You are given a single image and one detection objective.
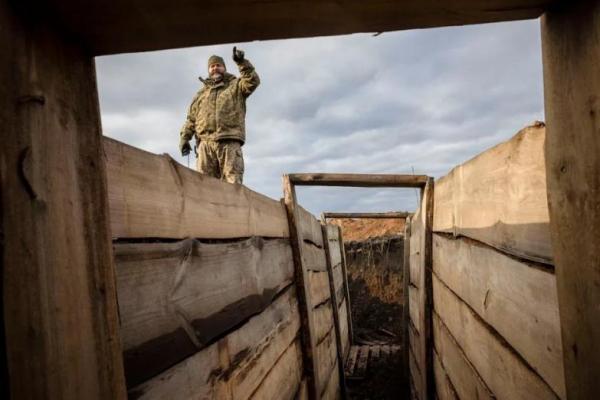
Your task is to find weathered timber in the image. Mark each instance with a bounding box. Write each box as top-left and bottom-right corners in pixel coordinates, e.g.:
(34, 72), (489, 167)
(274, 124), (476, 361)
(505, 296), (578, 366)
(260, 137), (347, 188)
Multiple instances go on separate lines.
(433, 123), (551, 264)
(1, 3), (126, 398)
(114, 237), (294, 387)
(408, 286), (421, 335)
(128, 286), (301, 400)
(41, 0), (552, 55)
(422, 178), (435, 400)
(298, 204), (324, 247)
(322, 224), (348, 399)
(316, 326), (339, 396)
(408, 323), (423, 379)
(345, 346), (359, 376)
(313, 301), (335, 345)
(542, 2), (600, 399)
(289, 173), (428, 188)
(338, 298), (351, 360)
(105, 137), (289, 240)
(409, 345), (423, 400)
(322, 359), (342, 400)
(302, 242), (329, 272)
(433, 275), (560, 400)
(355, 346), (369, 378)
(248, 339), (304, 400)
(296, 379), (309, 400)
(282, 177), (320, 399)
(308, 270), (333, 308)
(403, 216), (412, 399)
(409, 213), (423, 288)
(337, 224), (354, 345)
(433, 352), (460, 400)
(433, 233), (564, 397)
(433, 314), (494, 400)
(322, 211), (411, 219)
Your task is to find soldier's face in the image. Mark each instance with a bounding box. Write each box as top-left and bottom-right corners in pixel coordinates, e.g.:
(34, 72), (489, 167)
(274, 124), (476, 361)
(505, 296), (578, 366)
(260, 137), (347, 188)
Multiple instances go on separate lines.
(209, 63), (225, 79)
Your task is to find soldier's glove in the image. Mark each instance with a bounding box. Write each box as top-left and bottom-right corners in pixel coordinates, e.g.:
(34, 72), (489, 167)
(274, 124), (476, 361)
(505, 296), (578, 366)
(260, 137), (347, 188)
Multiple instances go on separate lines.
(233, 46), (245, 64)
(179, 137), (192, 156)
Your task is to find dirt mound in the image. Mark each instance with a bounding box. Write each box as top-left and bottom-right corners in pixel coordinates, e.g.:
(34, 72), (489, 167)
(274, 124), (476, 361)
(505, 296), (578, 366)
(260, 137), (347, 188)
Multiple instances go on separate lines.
(329, 218), (405, 242)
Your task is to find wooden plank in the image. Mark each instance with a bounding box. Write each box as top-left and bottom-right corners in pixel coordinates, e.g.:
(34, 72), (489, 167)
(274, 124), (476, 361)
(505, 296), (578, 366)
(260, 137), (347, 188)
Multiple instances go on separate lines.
(289, 173), (429, 187)
(409, 345), (423, 400)
(338, 298), (350, 360)
(433, 122), (552, 264)
(0, 5), (126, 398)
(248, 339), (304, 400)
(541, 3), (600, 399)
(282, 177), (320, 399)
(408, 323), (422, 374)
(408, 286), (421, 334)
(323, 211), (411, 219)
(296, 379), (309, 400)
(308, 270), (332, 308)
(315, 327), (338, 395)
(422, 178), (435, 400)
(433, 234), (564, 397)
(345, 346), (359, 376)
(371, 345), (381, 363)
(313, 301), (335, 345)
(355, 346), (369, 378)
(129, 286), (301, 400)
(433, 314), (494, 400)
(321, 223), (347, 400)
(409, 212), (423, 288)
(115, 237), (294, 386)
(321, 359), (342, 400)
(105, 137), (289, 240)
(433, 275), (560, 400)
(302, 242), (328, 272)
(433, 352), (459, 400)
(297, 204), (324, 247)
(337, 225), (354, 345)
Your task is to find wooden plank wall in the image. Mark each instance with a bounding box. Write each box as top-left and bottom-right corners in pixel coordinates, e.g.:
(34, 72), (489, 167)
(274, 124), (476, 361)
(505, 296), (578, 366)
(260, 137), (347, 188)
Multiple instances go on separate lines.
(104, 138), (307, 399)
(407, 178), (434, 400)
(430, 123), (566, 400)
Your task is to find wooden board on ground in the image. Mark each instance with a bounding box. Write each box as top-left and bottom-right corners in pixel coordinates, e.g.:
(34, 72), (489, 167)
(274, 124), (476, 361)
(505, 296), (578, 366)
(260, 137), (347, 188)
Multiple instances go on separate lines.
(433, 276), (561, 400)
(433, 313), (494, 400)
(128, 286), (301, 400)
(433, 123), (552, 264)
(114, 237), (294, 386)
(105, 137), (289, 240)
(433, 233), (564, 397)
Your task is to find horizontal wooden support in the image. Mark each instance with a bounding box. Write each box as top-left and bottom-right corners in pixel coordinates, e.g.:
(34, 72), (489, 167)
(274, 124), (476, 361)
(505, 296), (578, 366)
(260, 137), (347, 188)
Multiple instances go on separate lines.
(433, 314), (494, 400)
(288, 173), (429, 188)
(105, 137), (289, 240)
(322, 211), (411, 219)
(433, 122), (552, 264)
(114, 237), (294, 387)
(129, 286), (301, 400)
(433, 233), (564, 397)
(39, 0), (553, 55)
(433, 275), (561, 400)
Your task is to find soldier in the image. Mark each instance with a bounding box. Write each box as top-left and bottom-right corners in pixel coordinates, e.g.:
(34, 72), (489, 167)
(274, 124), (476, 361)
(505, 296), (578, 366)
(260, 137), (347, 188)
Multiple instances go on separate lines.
(179, 47), (260, 184)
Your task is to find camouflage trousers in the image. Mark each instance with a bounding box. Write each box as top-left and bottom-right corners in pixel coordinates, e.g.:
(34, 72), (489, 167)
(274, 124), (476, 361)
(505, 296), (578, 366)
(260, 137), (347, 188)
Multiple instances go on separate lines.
(196, 139), (244, 184)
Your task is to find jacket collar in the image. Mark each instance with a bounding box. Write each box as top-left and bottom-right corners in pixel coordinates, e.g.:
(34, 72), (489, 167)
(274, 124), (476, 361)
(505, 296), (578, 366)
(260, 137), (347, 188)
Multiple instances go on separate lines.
(200, 72), (235, 88)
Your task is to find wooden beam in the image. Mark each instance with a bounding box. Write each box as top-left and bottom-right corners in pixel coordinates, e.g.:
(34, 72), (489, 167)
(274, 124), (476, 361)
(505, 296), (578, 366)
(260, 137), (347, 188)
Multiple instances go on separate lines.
(402, 216), (412, 400)
(541, 2), (600, 399)
(322, 211), (411, 220)
(282, 177), (320, 400)
(289, 173), (429, 188)
(336, 225), (354, 345)
(422, 178), (435, 400)
(1, 2), (126, 398)
(36, 0), (553, 55)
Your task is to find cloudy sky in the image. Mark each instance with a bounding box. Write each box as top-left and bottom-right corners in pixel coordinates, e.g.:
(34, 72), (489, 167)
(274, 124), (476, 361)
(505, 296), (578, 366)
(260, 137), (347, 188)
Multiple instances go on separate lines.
(95, 19), (544, 216)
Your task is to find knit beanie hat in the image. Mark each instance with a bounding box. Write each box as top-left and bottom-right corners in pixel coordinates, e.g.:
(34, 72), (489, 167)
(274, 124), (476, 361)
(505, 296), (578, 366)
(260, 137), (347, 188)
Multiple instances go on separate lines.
(207, 55), (225, 69)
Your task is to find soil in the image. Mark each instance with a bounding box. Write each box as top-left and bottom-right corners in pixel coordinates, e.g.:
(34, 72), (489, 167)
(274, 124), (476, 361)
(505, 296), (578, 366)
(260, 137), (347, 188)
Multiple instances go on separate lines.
(329, 218), (406, 242)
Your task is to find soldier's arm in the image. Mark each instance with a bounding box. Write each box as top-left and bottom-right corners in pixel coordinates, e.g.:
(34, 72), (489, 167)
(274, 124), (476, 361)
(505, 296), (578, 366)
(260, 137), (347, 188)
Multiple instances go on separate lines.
(237, 58), (260, 97)
(180, 92), (199, 141)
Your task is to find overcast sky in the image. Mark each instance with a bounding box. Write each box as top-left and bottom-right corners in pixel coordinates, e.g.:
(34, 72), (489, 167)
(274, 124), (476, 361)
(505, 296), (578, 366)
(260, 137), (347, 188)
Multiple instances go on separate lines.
(95, 19), (544, 216)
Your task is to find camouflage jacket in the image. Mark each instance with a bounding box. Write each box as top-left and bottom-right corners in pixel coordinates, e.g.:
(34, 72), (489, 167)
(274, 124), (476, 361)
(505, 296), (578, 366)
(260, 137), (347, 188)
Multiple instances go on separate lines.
(180, 59), (260, 144)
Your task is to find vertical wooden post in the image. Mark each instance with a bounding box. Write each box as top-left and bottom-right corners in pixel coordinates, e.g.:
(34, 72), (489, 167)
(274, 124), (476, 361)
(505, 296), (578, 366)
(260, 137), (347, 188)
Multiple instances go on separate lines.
(282, 176), (319, 400)
(541, 2), (600, 398)
(423, 178), (435, 400)
(0, 2), (126, 398)
(402, 216), (412, 399)
(321, 224), (348, 400)
(336, 226), (354, 345)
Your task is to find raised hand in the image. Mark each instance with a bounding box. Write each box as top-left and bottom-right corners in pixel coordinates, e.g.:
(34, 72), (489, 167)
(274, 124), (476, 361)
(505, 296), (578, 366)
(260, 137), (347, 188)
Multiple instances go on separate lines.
(233, 46), (245, 63)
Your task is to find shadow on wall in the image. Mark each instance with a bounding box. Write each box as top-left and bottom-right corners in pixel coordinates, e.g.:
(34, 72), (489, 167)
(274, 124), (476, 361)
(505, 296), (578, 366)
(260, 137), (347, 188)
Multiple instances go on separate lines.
(345, 235), (404, 343)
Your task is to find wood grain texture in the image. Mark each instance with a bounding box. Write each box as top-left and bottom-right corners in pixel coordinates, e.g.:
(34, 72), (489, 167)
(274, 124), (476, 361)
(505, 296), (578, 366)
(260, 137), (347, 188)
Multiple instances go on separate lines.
(402, 216), (412, 399)
(297, 205), (325, 247)
(337, 224), (354, 346)
(105, 137), (289, 240)
(1, 4), (126, 398)
(433, 313), (494, 400)
(315, 325), (339, 396)
(114, 237), (294, 386)
(289, 173), (429, 188)
(308, 270), (333, 308)
(433, 233), (564, 397)
(129, 286), (301, 400)
(433, 123), (551, 264)
(433, 275), (560, 400)
(433, 352), (459, 400)
(338, 298), (350, 360)
(302, 242), (328, 272)
(541, 3), (600, 399)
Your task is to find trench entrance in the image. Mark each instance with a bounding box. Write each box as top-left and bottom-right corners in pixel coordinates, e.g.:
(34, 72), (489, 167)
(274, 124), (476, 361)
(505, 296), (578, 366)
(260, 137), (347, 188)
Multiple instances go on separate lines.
(327, 216), (407, 399)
